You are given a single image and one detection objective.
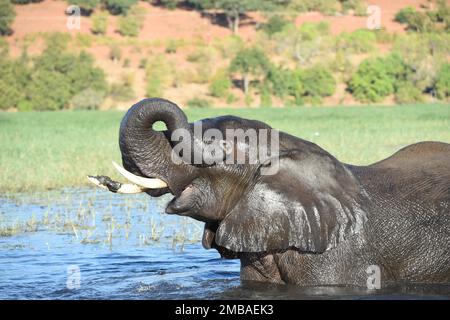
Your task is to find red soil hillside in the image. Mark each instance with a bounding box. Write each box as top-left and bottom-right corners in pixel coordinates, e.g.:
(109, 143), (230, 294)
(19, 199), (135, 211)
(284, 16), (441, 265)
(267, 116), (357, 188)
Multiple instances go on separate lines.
(8, 0), (430, 44)
(4, 0), (443, 109)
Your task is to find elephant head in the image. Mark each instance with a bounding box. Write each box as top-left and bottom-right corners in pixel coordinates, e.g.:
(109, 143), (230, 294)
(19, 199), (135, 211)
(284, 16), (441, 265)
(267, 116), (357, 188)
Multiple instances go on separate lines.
(90, 98), (368, 257)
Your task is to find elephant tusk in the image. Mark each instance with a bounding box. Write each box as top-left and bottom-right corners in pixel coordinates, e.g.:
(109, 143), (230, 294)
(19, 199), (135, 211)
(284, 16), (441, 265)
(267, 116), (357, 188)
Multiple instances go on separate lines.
(112, 161), (168, 189)
(87, 176), (109, 191)
(87, 175), (147, 194)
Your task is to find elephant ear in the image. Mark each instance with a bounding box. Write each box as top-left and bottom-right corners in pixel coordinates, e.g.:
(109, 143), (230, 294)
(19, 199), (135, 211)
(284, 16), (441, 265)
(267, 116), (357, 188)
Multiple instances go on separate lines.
(215, 149), (368, 253)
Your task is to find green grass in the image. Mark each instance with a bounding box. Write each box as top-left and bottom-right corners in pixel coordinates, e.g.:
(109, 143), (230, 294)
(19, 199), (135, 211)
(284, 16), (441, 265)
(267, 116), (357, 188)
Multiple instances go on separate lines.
(1, 104), (449, 193)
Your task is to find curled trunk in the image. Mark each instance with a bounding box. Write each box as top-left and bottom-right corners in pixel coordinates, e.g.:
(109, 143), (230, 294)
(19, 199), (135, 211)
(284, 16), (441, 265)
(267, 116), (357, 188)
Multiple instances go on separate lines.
(119, 98), (207, 195)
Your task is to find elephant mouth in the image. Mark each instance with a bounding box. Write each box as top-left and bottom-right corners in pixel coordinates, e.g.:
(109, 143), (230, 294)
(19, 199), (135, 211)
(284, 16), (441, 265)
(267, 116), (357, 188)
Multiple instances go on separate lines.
(165, 183), (209, 222)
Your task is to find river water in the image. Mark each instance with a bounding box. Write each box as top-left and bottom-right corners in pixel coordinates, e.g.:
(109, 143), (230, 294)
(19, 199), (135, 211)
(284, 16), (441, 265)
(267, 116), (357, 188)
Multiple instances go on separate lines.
(0, 189), (448, 299)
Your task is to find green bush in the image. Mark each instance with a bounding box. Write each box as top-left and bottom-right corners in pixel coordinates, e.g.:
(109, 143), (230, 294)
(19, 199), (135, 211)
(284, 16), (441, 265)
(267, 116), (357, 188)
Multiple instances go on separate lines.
(392, 33), (449, 91)
(230, 47), (271, 94)
(349, 54), (414, 103)
(395, 6), (417, 24)
(43, 32), (71, 51)
(259, 85), (273, 107)
(403, 11), (434, 32)
(67, 0), (99, 15)
(118, 14), (141, 37)
(330, 50), (353, 75)
(187, 98), (211, 108)
(349, 57), (395, 103)
(75, 33), (93, 47)
(394, 82), (423, 104)
(266, 65), (335, 105)
(260, 15), (290, 38)
(91, 11), (109, 35)
(394, 2), (450, 32)
(26, 49), (107, 110)
(383, 53), (412, 85)
(302, 66), (336, 100)
(17, 100), (33, 112)
(335, 29), (376, 53)
(27, 70), (72, 111)
(117, 4), (144, 37)
(435, 63), (450, 100)
(0, 0), (16, 36)
(374, 28), (395, 44)
(105, 0), (137, 15)
(0, 57), (29, 110)
(340, 0), (366, 16)
(298, 21), (330, 41)
(70, 88), (105, 110)
(209, 71), (232, 98)
(226, 93), (237, 104)
(267, 67), (303, 102)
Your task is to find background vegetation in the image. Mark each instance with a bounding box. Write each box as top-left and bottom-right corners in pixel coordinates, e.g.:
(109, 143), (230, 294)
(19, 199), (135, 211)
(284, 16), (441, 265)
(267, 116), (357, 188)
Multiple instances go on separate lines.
(0, 0), (449, 110)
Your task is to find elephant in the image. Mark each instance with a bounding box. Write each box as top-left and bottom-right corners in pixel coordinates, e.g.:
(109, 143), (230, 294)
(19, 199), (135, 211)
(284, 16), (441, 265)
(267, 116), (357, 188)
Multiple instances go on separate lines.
(89, 98), (450, 288)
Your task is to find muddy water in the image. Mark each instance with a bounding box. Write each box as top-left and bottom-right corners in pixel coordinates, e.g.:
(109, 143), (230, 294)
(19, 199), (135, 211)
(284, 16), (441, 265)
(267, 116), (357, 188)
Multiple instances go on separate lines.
(0, 189), (448, 300)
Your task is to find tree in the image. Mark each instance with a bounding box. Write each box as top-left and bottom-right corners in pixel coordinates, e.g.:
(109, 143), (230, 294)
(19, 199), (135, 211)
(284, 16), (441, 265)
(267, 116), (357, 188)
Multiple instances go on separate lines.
(118, 14), (141, 36)
(266, 64), (335, 105)
(348, 57), (395, 103)
(117, 6), (144, 37)
(0, 0), (16, 36)
(209, 70), (232, 98)
(394, 1), (450, 32)
(349, 54), (415, 103)
(158, 0), (182, 10)
(302, 66), (336, 100)
(189, 0), (277, 35)
(91, 11), (109, 35)
(394, 6), (417, 24)
(260, 15), (290, 38)
(0, 57), (29, 110)
(70, 88), (105, 109)
(435, 63), (450, 100)
(104, 0), (138, 15)
(230, 47), (271, 94)
(67, 0), (99, 15)
(288, 0), (338, 15)
(11, 0), (44, 3)
(27, 48), (107, 110)
(394, 81), (423, 104)
(266, 66), (303, 104)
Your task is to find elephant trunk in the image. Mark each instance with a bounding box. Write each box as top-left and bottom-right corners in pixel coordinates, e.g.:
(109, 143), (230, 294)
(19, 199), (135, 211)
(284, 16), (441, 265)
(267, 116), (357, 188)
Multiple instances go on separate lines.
(118, 98), (204, 195)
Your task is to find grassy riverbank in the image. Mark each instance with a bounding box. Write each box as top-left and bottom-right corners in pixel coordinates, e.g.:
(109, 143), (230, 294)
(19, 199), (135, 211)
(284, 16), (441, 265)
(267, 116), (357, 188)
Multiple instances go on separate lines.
(1, 104), (449, 193)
